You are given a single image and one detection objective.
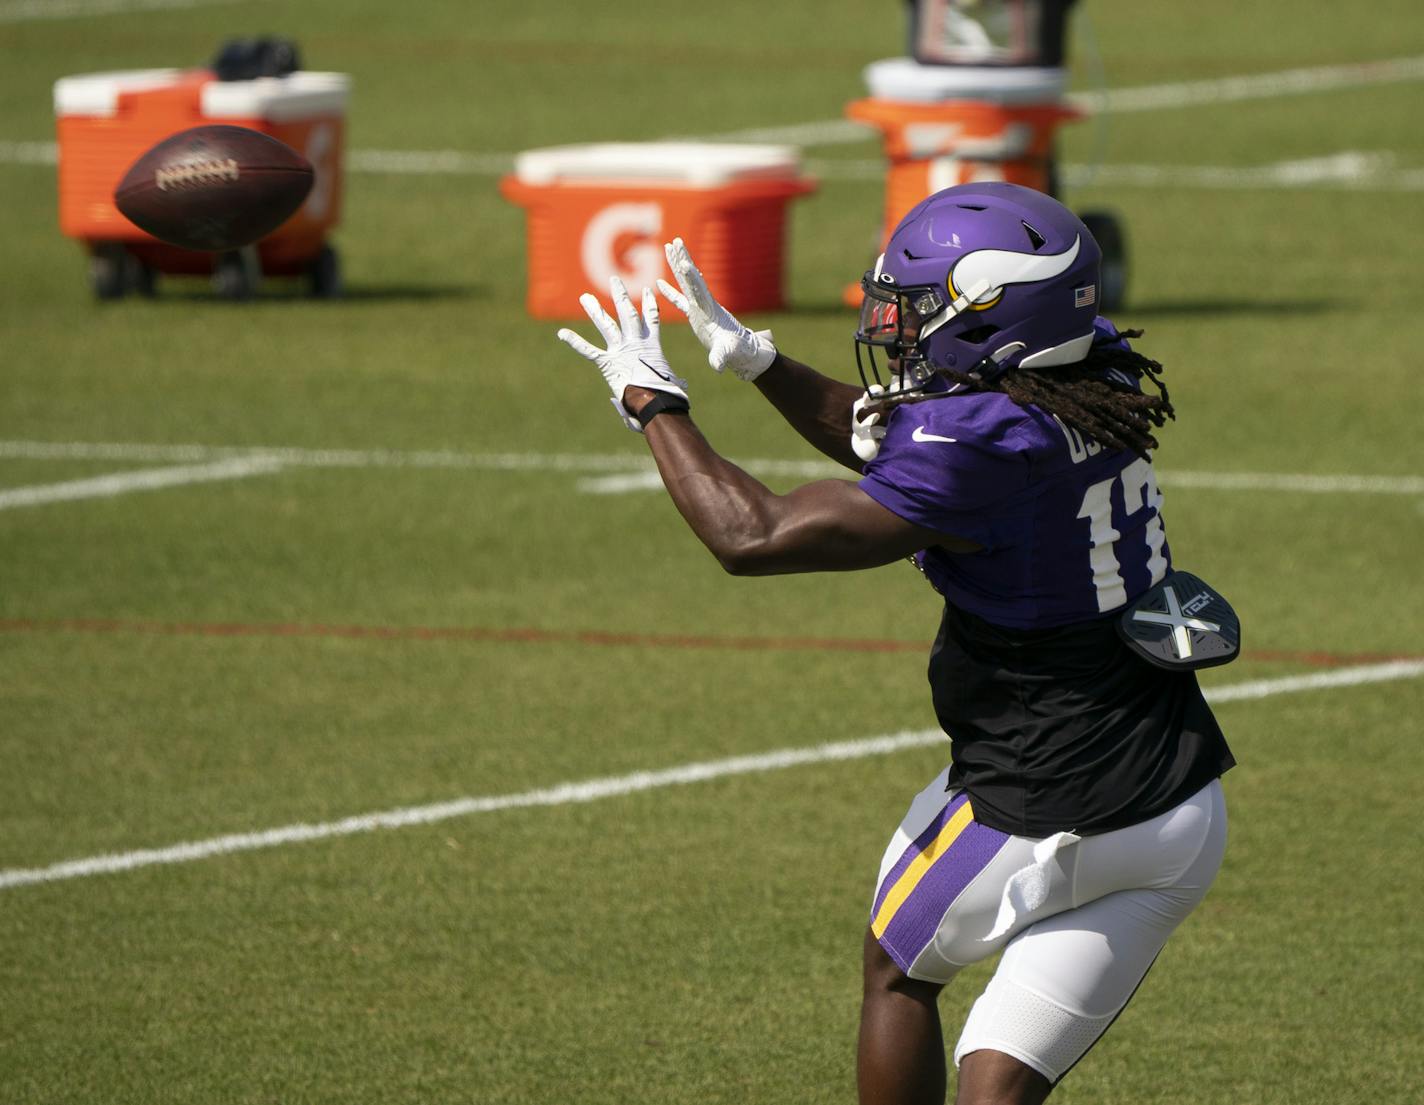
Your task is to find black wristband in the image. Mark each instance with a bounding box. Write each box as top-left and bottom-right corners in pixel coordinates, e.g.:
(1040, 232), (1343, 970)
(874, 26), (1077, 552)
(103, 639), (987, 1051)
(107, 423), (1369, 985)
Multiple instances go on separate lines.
(634, 392), (690, 428)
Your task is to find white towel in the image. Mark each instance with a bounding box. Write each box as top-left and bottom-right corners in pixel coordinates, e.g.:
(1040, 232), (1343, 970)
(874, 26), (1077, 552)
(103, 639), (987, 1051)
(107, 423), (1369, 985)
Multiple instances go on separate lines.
(983, 831), (1081, 942)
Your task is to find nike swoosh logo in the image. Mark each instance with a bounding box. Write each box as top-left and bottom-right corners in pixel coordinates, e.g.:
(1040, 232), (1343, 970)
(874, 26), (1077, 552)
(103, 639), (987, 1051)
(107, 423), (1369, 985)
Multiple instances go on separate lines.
(912, 426), (958, 444)
(639, 357), (674, 383)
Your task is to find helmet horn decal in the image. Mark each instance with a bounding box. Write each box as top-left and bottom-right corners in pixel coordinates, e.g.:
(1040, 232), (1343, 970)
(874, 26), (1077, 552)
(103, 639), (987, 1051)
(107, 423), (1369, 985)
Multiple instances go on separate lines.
(948, 235), (1082, 312)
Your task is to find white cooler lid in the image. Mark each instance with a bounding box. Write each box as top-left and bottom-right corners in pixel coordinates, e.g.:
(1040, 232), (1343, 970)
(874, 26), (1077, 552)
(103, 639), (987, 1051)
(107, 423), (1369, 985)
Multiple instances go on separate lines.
(202, 73), (350, 122)
(54, 69), (184, 116)
(864, 58), (1066, 104)
(514, 142), (802, 188)
(53, 69), (350, 121)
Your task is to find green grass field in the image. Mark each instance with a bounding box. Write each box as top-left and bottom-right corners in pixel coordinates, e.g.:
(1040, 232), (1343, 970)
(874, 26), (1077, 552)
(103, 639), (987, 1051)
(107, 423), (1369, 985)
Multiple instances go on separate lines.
(2, 2), (1423, 1102)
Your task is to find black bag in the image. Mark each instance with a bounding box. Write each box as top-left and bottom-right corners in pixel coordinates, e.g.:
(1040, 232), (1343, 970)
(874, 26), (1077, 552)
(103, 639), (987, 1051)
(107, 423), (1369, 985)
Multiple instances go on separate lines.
(211, 37), (302, 81)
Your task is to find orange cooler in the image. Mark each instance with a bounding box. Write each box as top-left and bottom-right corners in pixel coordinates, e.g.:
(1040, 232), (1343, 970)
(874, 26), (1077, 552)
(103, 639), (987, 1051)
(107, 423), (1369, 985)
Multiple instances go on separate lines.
(54, 68), (349, 280)
(500, 143), (816, 320)
(848, 59), (1081, 248)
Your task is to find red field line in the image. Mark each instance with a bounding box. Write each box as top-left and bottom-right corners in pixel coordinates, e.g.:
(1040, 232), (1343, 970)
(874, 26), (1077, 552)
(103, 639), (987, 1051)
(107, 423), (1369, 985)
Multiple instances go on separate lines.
(1, 617), (1419, 668)
(0, 617), (925, 653)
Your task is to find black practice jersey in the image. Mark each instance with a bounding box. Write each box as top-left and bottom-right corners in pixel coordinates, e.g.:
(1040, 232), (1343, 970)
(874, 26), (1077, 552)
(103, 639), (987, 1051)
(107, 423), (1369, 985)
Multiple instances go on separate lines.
(929, 600), (1235, 837)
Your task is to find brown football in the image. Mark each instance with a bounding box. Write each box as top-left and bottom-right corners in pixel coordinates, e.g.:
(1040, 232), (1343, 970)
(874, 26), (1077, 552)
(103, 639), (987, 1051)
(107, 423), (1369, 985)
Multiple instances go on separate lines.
(113, 124), (314, 252)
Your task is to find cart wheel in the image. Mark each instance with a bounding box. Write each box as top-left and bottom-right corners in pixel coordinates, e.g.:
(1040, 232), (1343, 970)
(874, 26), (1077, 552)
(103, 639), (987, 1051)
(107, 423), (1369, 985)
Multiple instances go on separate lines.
(1080, 211), (1128, 313)
(133, 261), (158, 299)
(89, 244), (131, 300)
(1045, 148), (1061, 200)
(212, 248), (260, 300)
(307, 245), (342, 299)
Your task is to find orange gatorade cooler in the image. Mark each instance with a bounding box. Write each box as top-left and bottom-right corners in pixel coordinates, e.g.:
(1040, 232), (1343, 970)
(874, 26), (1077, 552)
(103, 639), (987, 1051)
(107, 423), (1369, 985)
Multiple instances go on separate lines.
(54, 67), (350, 298)
(500, 143), (816, 320)
(847, 58), (1081, 252)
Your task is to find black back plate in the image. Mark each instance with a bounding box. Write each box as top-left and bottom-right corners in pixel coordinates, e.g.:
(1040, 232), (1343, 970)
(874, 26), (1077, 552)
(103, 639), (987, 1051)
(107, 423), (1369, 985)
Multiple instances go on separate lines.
(1117, 571), (1241, 671)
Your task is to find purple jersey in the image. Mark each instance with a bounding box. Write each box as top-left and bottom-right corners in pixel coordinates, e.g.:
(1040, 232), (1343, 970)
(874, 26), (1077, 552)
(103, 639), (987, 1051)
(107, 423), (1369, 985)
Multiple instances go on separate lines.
(854, 328), (1232, 836)
(859, 380), (1170, 630)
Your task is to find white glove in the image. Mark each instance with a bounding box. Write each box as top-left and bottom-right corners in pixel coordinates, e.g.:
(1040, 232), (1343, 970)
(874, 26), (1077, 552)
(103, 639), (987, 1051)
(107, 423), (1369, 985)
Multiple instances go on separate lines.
(656, 237), (777, 383)
(557, 277), (689, 433)
(851, 385), (887, 463)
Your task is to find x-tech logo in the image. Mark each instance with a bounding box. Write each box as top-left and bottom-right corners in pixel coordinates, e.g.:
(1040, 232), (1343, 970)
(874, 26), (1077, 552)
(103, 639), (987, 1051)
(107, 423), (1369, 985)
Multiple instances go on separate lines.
(1130, 584), (1221, 660)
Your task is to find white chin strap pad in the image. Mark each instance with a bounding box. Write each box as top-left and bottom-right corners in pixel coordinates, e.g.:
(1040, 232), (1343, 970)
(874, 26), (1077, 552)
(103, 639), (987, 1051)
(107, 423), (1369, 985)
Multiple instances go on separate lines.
(1018, 332), (1095, 369)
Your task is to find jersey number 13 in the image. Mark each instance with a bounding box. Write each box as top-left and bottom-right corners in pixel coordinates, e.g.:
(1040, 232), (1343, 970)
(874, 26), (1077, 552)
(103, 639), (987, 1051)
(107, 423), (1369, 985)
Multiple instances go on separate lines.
(1076, 456), (1169, 612)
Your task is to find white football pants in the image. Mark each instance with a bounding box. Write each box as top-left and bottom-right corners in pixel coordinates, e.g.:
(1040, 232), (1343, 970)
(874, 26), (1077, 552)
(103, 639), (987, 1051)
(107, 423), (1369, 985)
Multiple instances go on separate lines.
(871, 774), (1227, 1082)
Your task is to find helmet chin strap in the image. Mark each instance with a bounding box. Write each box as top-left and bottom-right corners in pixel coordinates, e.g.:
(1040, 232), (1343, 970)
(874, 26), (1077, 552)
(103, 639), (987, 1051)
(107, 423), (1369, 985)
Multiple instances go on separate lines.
(969, 341), (1027, 384)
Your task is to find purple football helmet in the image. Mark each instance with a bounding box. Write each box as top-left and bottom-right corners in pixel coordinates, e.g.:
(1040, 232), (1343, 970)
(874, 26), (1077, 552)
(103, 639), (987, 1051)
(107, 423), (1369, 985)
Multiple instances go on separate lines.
(856, 182), (1102, 398)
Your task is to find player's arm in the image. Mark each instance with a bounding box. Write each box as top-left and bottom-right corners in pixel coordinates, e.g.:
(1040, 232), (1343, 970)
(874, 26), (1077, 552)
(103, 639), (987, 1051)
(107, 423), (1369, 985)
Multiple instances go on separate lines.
(556, 278), (975, 575)
(624, 384), (972, 574)
(658, 238), (872, 472)
(751, 352), (866, 471)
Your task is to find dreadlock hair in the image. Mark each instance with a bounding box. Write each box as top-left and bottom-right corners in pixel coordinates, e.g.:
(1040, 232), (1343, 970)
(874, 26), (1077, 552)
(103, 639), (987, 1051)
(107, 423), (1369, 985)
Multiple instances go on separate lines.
(938, 329), (1174, 459)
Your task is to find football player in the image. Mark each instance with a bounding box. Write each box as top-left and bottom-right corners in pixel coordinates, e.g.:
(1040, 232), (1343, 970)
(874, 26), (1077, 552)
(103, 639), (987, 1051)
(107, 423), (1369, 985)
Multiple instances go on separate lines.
(557, 182), (1235, 1105)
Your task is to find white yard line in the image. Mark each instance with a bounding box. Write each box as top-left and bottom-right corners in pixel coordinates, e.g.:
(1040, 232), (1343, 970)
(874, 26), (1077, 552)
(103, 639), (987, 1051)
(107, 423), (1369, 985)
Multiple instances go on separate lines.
(699, 55), (1424, 141)
(346, 148), (518, 176)
(2, 441), (1420, 496)
(1, 659), (1419, 891)
(582, 467), (1424, 497)
(7, 53), (1423, 189)
(0, 439), (660, 472)
(578, 471), (668, 495)
(814, 153), (1424, 191)
(0, 0), (247, 22)
(0, 731), (944, 892)
(1069, 54), (1424, 115)
(1204, 660), (1424, 703)
(694, 118), (873, 148)
(12, 140), (1423, 192)
(1157, 470), (1424, 496)
(1061, 151), (1423, 192)
(0, 456), (284, 510)
(0, 141), (60, 165)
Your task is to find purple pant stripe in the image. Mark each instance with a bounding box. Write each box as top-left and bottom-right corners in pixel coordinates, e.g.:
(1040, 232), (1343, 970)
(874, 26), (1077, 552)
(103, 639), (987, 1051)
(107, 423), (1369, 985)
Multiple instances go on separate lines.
(878, 822), (1010, 974)
(871, 790), (972, 920)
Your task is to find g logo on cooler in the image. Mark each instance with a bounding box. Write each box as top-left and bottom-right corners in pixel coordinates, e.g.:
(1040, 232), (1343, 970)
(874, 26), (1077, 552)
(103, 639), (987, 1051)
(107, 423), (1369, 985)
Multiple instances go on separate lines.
(580, 202), (663, 292)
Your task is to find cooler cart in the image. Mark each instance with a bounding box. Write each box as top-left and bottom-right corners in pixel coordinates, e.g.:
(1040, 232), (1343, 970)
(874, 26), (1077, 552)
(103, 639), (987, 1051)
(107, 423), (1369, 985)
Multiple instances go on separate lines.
(54, 59), (350, 300)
